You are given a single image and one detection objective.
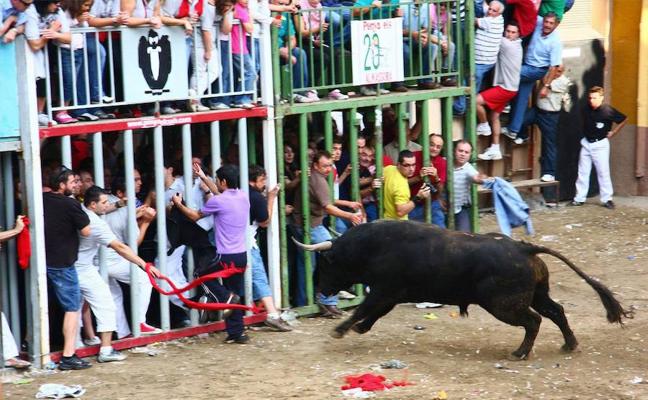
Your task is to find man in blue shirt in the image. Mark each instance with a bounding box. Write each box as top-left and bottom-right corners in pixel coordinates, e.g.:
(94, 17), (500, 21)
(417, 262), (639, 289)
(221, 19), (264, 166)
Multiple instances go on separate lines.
(505, 12), (563, 142)
(1, 0), (31, 43)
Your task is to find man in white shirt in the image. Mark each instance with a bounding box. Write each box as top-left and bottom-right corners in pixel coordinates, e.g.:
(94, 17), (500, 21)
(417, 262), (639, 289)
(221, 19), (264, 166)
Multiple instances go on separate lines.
(77, 186), (160, 363)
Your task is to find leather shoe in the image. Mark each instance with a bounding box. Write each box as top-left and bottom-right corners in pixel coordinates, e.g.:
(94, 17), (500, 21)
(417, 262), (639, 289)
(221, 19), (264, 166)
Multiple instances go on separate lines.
(318, 304), (342, 319)
(418, 82), (441, 90)
(391, 84), (408, 92)
(441, 77), (457, 86)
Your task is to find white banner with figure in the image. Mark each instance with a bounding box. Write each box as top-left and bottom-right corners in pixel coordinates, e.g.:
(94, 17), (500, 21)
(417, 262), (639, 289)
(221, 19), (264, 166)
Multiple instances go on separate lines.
(351, 18), (404, 86)
(121, 27), (189, 103)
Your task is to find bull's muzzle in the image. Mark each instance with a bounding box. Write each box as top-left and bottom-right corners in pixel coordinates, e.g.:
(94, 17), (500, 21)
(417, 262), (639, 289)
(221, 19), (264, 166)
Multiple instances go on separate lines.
(291, 237), (333, 252)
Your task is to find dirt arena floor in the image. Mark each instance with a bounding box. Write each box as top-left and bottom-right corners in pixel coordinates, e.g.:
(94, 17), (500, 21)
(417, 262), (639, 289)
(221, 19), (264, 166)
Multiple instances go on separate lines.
(4, 197), (648, 399)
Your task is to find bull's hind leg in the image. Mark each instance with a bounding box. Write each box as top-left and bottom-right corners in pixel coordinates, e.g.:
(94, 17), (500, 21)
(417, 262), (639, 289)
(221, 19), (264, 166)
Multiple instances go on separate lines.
(531, 290), (578, 352)
(484, 305), (542, 361)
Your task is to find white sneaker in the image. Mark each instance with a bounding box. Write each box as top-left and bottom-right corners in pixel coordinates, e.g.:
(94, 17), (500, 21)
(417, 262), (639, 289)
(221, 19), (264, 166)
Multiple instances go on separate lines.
(292, 93), (315, 103)
(359, 86), (377, 96)
(501, 127), (518, 141)
(338, 290), (356, 300)
(378, 88), (390, 94)
(540, 174), (555, 182)
(306, 90), (320, 101)
(478, 146), (502, 160)
(97, 349), (127, 363)
(83, 336), (101, 346)
(38, 114), (57, 126)
(415, 302), (443, 309)
(476, 123), (492, 136)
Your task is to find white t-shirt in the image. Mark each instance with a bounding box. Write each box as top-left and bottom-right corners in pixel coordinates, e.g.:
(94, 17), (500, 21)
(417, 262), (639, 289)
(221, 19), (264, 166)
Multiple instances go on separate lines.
(24, 7), (68, 79)
(100, 195), (139, 266)
(90, 0), (120, 18)
(56, 10), (86, 50)
(75, 206), (117, 268)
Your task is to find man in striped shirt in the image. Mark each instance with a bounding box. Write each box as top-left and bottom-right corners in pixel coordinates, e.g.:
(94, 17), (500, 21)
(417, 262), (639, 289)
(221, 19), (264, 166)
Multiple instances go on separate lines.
(474, 0), (504, 92)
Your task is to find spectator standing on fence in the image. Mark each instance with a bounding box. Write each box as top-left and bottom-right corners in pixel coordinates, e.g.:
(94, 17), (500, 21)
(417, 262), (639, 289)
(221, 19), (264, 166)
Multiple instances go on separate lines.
(43, 167), (91, 370)
(504, 12), (562, 142)
(570, 86), (627, 209)
(0, 0), (30, 44)
(187, 0), (219, 111)
(473, 0), (504, 92)
(518, 65), (571, 183)
(477, 21), (523, 161)
(209, 0), (233, 109)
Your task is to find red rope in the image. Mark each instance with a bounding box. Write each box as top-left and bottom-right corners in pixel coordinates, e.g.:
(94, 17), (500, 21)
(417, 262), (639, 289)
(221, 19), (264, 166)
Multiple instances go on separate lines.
(145, 262), (260, 313)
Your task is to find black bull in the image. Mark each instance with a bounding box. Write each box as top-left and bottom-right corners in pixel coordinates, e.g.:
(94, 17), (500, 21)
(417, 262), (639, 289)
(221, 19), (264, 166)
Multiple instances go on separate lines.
(294, 220), (633, 360)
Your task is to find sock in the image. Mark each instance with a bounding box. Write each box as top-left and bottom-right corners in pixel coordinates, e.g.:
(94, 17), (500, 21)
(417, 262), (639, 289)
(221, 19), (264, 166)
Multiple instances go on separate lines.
(267, 312), (279, 320)
(100, 346), (113, 355)
(491, 144), (500, 151)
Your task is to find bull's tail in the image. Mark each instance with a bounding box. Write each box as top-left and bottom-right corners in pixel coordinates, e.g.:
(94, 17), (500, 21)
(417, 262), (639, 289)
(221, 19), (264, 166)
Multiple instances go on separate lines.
(526, 243), (634, 325)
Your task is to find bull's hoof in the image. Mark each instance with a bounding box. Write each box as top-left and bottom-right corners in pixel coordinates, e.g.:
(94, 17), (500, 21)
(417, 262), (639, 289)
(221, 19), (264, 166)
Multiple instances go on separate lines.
(507, 351), (529, 361)
(560, 343), (580, 353)
(330, 328), (346, 339)
(351, 323), (370, 334)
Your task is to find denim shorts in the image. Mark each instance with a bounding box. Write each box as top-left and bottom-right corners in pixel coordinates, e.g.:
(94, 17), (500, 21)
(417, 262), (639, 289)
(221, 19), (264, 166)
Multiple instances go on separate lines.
(47, 266), (81, 312)
(250, 247), (271, 301)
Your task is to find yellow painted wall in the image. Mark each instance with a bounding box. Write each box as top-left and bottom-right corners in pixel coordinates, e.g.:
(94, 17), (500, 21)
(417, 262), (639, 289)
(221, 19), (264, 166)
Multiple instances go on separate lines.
(609, 0), (642, 123)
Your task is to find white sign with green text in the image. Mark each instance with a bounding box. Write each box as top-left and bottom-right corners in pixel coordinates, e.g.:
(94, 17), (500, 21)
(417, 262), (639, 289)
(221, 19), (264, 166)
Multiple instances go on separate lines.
(351, 18), (404, 86)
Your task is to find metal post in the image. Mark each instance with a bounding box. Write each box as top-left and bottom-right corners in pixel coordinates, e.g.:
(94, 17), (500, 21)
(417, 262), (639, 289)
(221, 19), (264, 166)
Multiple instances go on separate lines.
(464, 0), (479, 233)
(274, 116), (289, 308)
(397, 103), (407, 151)
(17, 37), (49, 367)
(238, 118), (252, 313)
(61, 136), (72, 168)
(3, 154), (20, 340)
(210, 122), (222, 175)
(123, 129), (141, 337)
(181, 124), (198, 326)
(349, 108), (359, 202)
(92, 133), (109, 281)
(298, 113), (313, 305)
(375, 106), (384, 219)
(324, 111), (334, 229)
(443, 97), (455, 230)
(420, 100), (431, 223)
(259, 19), (281, 305)
(153, 126), (170, 331)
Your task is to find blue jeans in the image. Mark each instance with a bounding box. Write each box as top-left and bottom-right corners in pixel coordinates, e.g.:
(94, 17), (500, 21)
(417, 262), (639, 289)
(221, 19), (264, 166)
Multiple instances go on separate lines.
(60, 48), (88, 115)
(232, 52), (256, 104)
(409, 203), (425, 221)
(475, 62), (495, 93)
(522, 108), (560, 176)
(451, 21), (467, 115)
(508, 64), (549, 134)
(431, 199), (446, 228)
(251, 246), (271, 301)
(288, 47), (309, 91)
(365, 202), (378, 222)
(454, 206), (471, 232)
(325, 9), (351, 47)
(211, 40), (232, 105)
(85, 33), (106, 103)
(47, 266), (81, 312)
(293, 224), (336, 307)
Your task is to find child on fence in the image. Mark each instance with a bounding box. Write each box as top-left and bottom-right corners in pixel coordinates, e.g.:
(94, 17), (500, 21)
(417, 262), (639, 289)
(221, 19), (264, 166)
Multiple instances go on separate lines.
(188, 0), (221, 110)
(209, 0), (234, 109)
(24, 0), (69, 126)
(54, 0), (108, 123)
(229, 0), (256, 108)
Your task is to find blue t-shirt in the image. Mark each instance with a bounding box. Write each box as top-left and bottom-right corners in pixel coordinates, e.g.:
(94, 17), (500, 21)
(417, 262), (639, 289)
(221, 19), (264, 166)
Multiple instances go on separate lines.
(2, 0), (28, 25)
(524, 16), (562, 68)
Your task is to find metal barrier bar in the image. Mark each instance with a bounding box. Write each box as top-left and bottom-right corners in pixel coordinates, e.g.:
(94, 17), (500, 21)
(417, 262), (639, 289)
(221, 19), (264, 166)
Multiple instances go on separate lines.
(420, 100), (431, 223)
(443, 96), (455, 230)
(153, 126), (170, 331)
(181, 124), (198, 326)
(122, 129), (142, 337)
(237, 118), (254, 314)
(374, 106), (384, 219)
(92, 133), (109, 281)
(298, 113), (314, 305)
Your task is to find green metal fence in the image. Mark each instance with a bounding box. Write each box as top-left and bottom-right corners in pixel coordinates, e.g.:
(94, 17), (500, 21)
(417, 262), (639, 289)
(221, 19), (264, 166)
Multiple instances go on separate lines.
(271, 0), (477, 314)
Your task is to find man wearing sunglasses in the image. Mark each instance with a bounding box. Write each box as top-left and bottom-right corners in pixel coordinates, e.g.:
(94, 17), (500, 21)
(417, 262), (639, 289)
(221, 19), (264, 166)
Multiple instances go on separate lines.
(1, 0), (32, 43)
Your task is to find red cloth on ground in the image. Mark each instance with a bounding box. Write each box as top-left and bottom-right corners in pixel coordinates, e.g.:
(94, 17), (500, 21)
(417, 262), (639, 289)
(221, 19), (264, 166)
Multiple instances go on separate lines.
(17, 217), (31, 269)
(341, 373), (413, 392)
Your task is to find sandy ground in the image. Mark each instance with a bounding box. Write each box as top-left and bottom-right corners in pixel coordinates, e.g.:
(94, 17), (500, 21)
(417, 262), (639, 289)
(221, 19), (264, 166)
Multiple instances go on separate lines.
(4, 197), (648, 400)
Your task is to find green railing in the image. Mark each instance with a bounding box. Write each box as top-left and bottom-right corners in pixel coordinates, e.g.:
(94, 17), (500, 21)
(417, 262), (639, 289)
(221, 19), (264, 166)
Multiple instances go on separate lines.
(271, 0), (468, 104)
(272, 0), (477, 313)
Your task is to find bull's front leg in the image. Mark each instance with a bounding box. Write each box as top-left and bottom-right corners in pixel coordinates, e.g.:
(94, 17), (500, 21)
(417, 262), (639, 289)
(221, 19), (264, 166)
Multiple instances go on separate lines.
(351, 301), (396, 334)
(330, 292), (381, 338)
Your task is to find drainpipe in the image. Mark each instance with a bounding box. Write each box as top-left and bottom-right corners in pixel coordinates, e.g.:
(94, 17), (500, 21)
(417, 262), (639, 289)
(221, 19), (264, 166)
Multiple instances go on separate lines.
(635, 0), (648, 178)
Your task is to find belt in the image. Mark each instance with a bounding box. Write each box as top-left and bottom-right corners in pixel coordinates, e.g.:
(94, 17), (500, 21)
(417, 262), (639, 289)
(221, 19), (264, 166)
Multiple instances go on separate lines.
(586, 137), (606, 143)
(537, 109), (560, 114)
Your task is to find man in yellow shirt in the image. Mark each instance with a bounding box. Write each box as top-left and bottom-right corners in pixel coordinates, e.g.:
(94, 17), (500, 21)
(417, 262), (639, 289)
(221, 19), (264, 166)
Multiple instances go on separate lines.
(382, 150), (431, 220)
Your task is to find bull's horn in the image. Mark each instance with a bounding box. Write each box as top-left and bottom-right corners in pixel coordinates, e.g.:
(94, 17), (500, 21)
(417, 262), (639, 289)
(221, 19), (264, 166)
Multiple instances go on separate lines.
(327, 227), (342, 238)
(291, 237), (333, 251)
